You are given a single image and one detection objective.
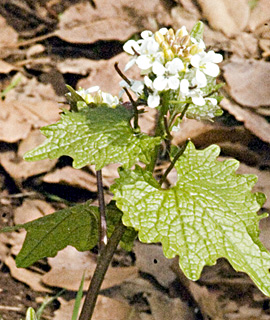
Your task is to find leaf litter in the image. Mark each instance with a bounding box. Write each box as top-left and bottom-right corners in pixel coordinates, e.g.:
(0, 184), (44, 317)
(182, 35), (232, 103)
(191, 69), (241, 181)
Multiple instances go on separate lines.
(0, 0), (270, 319)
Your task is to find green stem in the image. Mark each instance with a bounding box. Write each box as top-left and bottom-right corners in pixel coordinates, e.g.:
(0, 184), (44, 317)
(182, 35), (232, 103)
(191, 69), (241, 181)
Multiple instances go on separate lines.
(96, 170), (107, 251)
(146, 105), (166, 172)
(78, 222), (126, 320)
(159, 140), (189, 186)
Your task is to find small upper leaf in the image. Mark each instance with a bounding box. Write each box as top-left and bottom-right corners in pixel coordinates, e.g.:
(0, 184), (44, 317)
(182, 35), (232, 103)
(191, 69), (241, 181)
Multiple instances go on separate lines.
(24, 105), (161, 170)
(111, 142), (270, 296)
(190, 21), (204, 42)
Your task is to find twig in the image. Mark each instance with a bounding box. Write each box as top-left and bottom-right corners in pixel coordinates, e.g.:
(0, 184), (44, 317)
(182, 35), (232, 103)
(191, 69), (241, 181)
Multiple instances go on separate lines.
(179, 103), (190, 121)
(123, 87), (139, 130)
(78, 222), (126, 320)
(163, 115), (173, 140)
(114, 62), (131, 86)
(159, 140), (189, 186)
(96, 170), (107, 251)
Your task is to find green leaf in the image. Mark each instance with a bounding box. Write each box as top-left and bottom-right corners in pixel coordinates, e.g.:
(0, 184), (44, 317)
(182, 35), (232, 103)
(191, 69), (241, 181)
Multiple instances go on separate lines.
(72, 273), (85, 320)
(111, 142), (270, 296)
(1, 201), (136, 268)
(16, 202), (99, 268)
(106, 202), (137, 251)
(24, 105), (161, 170)
(25, 308), (37, 320)
(190, 21), (204, 42)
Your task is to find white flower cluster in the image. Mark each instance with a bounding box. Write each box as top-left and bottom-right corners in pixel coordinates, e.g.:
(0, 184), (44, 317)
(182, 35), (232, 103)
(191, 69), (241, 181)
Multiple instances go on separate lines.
(123, 26), (223, 108)
(72, 86), (119, 108)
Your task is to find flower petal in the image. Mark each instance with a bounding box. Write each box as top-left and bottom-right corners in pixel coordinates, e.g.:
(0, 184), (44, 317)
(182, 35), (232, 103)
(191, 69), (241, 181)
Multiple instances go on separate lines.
(166, 58), (184, 74)
(195, 70), (207, 87)
(136, 55), (152, 70)
(141, 30), (152, 39)
(152, 61), (166, 76)
(190, 55), (201, 68)
(168, 76), (179, 90)
(180, 79), (189, 94)
(123, 40), (139, 55)
(124, 58), (136, 71)
(192, 95), (205, 106)
(206, 97), (217, 105)
(144, 76), (153, 89)
(148, 94), (160, 108)
(153, 76), (167, 91)
(204, 62), (219, 77)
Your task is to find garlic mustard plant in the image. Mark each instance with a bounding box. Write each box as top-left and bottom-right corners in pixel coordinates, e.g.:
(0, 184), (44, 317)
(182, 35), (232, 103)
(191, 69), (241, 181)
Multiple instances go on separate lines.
(1, 21), (269, 320)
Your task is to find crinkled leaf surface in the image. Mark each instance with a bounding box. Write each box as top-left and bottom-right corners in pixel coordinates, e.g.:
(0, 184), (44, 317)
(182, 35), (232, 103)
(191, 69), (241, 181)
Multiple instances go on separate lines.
(190, 21), (204, 42)
(1, 202), (136, 268)
(14, 202), (99, 268)
(111, 142), (270, 296)
(24, 105), (161, 170)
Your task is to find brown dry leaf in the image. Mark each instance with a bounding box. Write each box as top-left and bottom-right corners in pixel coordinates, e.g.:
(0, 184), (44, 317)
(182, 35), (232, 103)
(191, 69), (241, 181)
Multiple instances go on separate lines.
(259, 215), (270, 252)
(220, 99), (270, 143)
(77, 53), (141, 96)
(42, 246), (138, 291)
(223, 59), (270, 108)
(56, 0), (170, 44)
(0, 101), (32, 142)
(14, 199), (54, 225)
(236, 162), (270, 210)
(197, 0), (250, 37)
(188, 282), (225, 320)
(43, 167), (97, 192)
(172, 119), (213, 146)
(171, 6), (200, 32)
(0, 60), (17, 73)
(0, 131), (57, 180)
(259, 38), (270, 58)
(248, 0), (270, 31)
(0, 15), (18, 48)
(134, 242), (176, 287)
(4, 255), (51, 293)
(54, 296), (139, 320)
(146, 291), (195, 320)
(230, 32), (259, 58)
(57, 58), (97, 75)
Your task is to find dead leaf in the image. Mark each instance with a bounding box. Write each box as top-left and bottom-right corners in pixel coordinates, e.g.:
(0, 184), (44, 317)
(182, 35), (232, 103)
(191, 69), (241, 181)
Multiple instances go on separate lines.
(188, 282), (225, 320)
(146, 291), (195, 320)
(134, 242), (176, 287)
(248, 0), (270, 31)
(236, 162), (270, 210)
(0, 131), (57, 180)
(171, 6), (200, 32)
(172, 119), (213, 146)
(56, 0), (170, 44)
(220, 99), (270, 143)
(43, 167), (97, 192)
(0, 15), (18, 48)
(4, 256), (51, 293)
(54, 296), (137, 320)
(259, 215), (270, 252)
(42, 246), (138, 291)
(0, 101), (32, 142)
(57, 58), (97, 75)
(77, 53), (141, 96)
(88, 163), (120, 188)
(197, 0), (250, 37)
(223, 59), (270, 108)
(0, 60), (17, 73)
(14, 199), (54, 225)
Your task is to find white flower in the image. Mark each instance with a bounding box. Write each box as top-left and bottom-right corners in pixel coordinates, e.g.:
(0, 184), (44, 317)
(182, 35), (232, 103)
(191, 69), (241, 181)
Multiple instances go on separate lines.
(75, 86), (100, 103)
(119, 79), (144, 97)
(101, 92), (119, 107)
(152, 58), (184, 91)
(190, 50), (223, 87)
(144, 76), (160, 108)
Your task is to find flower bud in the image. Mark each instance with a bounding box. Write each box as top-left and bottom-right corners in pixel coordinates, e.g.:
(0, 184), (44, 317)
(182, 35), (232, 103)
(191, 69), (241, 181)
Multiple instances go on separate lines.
(154, 31), (165, 44)
(180, 35), (190, 47)
(190, 44), (199, 55)
(164, 48), (174, 60)
(168, 28), (175, 38)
